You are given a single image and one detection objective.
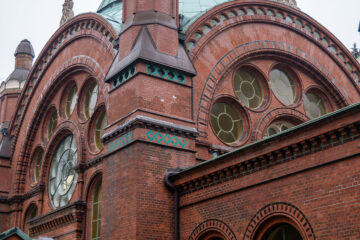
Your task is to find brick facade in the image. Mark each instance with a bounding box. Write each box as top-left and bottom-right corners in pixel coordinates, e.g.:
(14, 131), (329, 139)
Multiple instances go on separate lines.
(0, 0), (359, 239)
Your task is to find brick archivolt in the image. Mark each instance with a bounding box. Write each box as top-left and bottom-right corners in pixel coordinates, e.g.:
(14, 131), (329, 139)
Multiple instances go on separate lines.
(12, 55), (104, 194)
(184, 0), (360, 85)
(196, 41), (351, 138)
(251, 108), (308, 141)
(243, 202), (315, 240)
(188, 219), (237, 240)
(9, 13), (116, 152)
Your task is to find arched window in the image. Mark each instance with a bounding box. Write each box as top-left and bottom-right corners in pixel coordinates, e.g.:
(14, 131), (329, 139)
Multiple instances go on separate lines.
(210, 102), (244, 144)
(91, 179), (102, 240)
(198, 231), (225, 240)
(94, 111), (107, 150)
(24, 204), (38, 236)
(263, 223), (302, 240)
(84, 82), (98, 120)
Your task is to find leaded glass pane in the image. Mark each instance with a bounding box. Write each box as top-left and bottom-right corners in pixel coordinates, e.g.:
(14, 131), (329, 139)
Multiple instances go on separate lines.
(66, 86), (78, 118)
(210, 103), (243, 144)
(264, 224), (302, 240)
(85, 83), (98, 119)
(267, 121), (295, 137)
(47, 111), (58, 140)
(304, 92), (327, 119)
(91, 181), (102, 240)
(95, 112), (107, 150)
(34, 151), (43, 183)
(49, 135), (78, 209)
(270, 69), (296, 106)
(234, 70), (264, 109)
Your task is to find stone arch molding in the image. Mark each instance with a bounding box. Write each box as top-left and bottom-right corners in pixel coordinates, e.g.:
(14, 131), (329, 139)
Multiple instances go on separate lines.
(243, 202), (315, 240)
(13, 55), (105, 194)
(196, 40), (351, 137)
(189, 219), (237, 240)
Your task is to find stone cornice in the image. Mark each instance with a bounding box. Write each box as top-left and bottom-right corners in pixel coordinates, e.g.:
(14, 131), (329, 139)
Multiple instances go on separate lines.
(102, 115), (198, 142)
(28, 201), (86, 237)
(5, 184), (45, 205)
(173, 104), (360, 195)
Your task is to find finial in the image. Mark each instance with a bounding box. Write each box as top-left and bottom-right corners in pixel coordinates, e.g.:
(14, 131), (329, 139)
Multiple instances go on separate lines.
(351, 43), (359, 59)
(60, 0), (74, 26)
(271, 0), (300, 10)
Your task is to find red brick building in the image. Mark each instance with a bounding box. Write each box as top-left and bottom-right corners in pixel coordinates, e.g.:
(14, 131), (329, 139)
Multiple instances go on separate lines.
(0, 0), (360, 239)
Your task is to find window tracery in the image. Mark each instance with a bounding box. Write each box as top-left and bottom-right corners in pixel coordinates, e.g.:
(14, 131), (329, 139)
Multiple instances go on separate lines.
(65, 85), (78, 118)
(48, 134), (78, 209)
(210, 102), (243, 144)
(304, 92), (327, 119)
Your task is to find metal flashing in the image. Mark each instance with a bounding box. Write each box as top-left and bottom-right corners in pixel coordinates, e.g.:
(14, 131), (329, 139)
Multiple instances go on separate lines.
(105, 25), (196, 82)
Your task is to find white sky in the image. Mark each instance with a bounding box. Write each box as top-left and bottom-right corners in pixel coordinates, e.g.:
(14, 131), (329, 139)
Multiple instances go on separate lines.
(0, 0), (359, 82)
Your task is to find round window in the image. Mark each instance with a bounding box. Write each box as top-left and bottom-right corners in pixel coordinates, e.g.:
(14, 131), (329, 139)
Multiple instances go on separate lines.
(33, 150), (43, 183)
(84, 83), (98, 120)
(210, 102), (243, 144)
(47, 111), (58, 140)
(270, 69), (296, 106)
(304, 92), (327, 119)
(267, 121), (295, 136)
(94, 112), (107, 150)
(49, 135), (78, 209)
(65, 86), (78, 118)
(234, 70), (263, 109)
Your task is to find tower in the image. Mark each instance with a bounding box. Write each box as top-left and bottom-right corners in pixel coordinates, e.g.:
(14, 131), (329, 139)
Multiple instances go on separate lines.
(101, 0), (197, 238)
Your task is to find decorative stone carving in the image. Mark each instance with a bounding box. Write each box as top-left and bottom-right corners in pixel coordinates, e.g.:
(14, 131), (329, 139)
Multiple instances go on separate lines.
(271, 0), (299, 9)
(60, 0), (74, 26)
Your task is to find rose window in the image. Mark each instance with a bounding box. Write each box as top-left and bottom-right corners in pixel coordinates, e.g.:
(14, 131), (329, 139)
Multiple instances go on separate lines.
(49, 135), (78, 208)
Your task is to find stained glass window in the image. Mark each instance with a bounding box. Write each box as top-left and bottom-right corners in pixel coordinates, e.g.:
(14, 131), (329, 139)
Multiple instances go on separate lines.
(210, 102), (243, 144)
(49, 135), (78, 208)
(270, 69), (296, 106)
(267, 121), (295, 136)
(264, 224), (302, 240)
(65, 86), (78, 118)
(33, 150), (43, 183)
(234, 70), (263, 109)
(84, 83), (98, 119)
(47, 111), (58, 140)
(304, 92), (327, 119)
(91, 180), (102, 240)
(95, 112), (107, 150)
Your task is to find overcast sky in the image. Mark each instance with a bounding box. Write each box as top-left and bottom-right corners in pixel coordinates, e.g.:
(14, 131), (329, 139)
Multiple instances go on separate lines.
(0, 0), (359, 82)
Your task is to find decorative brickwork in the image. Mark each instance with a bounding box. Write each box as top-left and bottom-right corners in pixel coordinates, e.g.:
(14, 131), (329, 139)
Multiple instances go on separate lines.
(107, 132), (133, 152)
(146, 130), (188, 149)
(243, 202), (315, 240)
(177, 120), (360, 195)
(146, 64), (187, 85)
(188, 219), (237, 240)
(196, 40), (353, 138)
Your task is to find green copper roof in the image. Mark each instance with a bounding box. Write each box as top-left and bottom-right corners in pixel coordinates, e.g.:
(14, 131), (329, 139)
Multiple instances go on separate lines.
(96, 0), (123, 35)
(0, 227), (33, 240)
(95, 0), (235, 34)
(179, 0), (234, 31)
